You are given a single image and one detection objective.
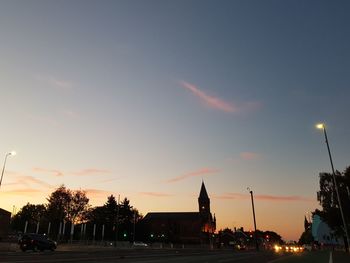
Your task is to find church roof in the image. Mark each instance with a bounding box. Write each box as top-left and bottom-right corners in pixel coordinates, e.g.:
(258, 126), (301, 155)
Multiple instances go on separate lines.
(143, 212), (200, 221)
(198, 181), (209, 200)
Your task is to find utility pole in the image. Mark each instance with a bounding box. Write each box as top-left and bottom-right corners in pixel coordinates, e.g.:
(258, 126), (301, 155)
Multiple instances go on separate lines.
(248, 187), (259, 251)
(115, 194), (120, 248)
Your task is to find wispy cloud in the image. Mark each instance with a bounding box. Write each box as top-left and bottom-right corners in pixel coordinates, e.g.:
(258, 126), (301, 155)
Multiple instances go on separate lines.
(255, 194), (314, 202)
(214, 192), (314, 202)
(139, 192), (173, 197)
(97, 178), (121, 184)
(167, 168), (220, 183)
(35, 74), (73, 91)
(15, 176), (53, 188)
(72, 169), (112, 176)
(2, 188), (44, 196)
(180, 81), (236, 113)
(4, 172), (53, 189)
(226, 152), (262, 163)
(33, 167), (64, 177)
(180, 81), (262, 113)
(85, 189), (113, 199)
(26, 113), (60, 127)
(239, 152), (262, 161)
(61, 109), (80, 119)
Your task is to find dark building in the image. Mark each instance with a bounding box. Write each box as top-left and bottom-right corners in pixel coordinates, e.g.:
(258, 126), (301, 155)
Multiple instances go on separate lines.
(141, 182), (216, 244)
(0, 208), (11, 240)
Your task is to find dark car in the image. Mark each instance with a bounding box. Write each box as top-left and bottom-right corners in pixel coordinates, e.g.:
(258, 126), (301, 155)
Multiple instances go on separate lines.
(18, 233), (57, 252)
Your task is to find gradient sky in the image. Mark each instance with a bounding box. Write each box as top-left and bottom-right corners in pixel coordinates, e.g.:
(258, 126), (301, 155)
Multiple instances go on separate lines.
(1, 0), (350, 241)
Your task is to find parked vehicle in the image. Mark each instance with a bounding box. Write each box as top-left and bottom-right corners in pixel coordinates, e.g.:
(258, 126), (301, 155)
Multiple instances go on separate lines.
(132, 241), (148, 247)
(18, 233), (57, 252)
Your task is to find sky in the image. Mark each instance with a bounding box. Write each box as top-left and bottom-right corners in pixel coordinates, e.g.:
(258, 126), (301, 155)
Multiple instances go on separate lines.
(0, 0), (350, 241)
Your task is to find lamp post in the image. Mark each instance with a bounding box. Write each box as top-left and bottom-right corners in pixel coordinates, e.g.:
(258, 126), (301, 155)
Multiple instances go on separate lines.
(316, 123), (350, 251)
(0, 151), (16, 189)
(247, 187), (259, 251)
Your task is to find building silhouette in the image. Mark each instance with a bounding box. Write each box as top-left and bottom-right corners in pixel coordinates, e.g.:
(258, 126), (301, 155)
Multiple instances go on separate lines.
(0, 208), (11, 240)
(141, 181), (216, 244)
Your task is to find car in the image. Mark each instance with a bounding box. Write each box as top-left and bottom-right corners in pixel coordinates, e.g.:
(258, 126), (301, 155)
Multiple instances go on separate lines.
(18, 233), (57, 252)
(132, 241), (148, 247)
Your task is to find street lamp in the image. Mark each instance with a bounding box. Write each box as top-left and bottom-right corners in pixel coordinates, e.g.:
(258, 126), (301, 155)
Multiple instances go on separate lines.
(247, 187), (259, 251)
(316, 123), (350, 251)
(0, 151), (16, 189)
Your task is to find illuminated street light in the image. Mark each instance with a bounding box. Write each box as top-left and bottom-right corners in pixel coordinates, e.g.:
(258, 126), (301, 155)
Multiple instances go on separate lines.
(316, 123), (350, 252)
(0, 151), (16, 189)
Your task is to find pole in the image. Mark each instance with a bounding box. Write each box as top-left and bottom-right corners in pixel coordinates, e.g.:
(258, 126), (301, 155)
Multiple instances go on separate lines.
(249, 189), (259, 251)
(70, 223), (74, 243)
(115, 194), (120, 247)
(0, 153), (10, 189)
(322, 126), (350, 251)
(47, 222), (51, 236)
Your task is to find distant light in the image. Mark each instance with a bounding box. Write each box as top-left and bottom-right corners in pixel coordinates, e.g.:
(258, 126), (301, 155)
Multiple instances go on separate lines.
(10, 151), (16, 156)
(316, 123), (324, 129)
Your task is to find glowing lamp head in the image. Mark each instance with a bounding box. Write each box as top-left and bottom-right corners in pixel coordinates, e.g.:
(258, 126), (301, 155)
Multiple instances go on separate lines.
(10, 151), (16, 156)
(316, 123), (324, 129)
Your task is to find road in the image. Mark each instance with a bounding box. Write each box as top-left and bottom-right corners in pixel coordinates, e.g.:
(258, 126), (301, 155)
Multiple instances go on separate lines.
(0, 248), (281, 263)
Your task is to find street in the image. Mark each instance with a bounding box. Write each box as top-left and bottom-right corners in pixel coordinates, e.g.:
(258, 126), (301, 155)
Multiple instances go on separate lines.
(0, 248), (281, 263)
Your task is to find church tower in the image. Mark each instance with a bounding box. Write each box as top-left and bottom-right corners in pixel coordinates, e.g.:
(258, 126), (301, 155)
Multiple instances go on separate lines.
(198, 181), (210, 218)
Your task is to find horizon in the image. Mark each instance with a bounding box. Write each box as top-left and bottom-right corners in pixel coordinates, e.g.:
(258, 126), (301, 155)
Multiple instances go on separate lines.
(1, 0), (350, 242)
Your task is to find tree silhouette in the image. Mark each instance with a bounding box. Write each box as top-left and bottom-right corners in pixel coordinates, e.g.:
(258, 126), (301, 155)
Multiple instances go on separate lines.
(317, 167), (350, 247)
(11, 203), (46, 232)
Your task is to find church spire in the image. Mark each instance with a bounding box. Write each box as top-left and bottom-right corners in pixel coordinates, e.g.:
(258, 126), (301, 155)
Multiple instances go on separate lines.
(198, 181), (210, 216)
(199, 181), (209, 200)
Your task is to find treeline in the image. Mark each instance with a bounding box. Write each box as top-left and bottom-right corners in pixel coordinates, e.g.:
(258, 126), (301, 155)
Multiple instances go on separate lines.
(11, 185), (142, 241)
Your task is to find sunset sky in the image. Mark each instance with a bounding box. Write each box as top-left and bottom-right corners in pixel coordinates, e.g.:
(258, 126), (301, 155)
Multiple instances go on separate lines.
(1, 0), (350, 241)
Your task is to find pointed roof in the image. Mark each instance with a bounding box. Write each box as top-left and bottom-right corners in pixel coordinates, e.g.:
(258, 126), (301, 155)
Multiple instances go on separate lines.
(199, 181), (209, 200)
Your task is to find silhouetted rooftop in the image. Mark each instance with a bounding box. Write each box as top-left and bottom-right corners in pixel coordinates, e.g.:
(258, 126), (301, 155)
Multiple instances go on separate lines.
(143, 212), (200, 221)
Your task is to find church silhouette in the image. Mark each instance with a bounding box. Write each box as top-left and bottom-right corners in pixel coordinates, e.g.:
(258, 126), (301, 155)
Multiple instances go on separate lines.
(141, 182), (216, 244)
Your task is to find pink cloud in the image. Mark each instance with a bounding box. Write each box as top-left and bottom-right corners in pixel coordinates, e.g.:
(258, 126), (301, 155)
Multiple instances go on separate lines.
(26, 113), (60, 127)
(240, 152), (262, 161)
(61, 109), (79, 119)
(167, 168), (220, 183)
(180, 81), (262, 114)
(35, 74), (73, 91)
(85, 189), (113, 199)
(2, 188), (44, 196)
(72, 169), (112, 176)
(180, 81), (237, 113)
(139, 192), (173, 197)
(33, 167), (64, 177)
(97, 178), (120, 184)
(214, 192), (314, 202)
(256, 194), (314, 202)
(14, 176), (53, 188)
(213, 193), (247, 200)
(226, 152), (262, 163)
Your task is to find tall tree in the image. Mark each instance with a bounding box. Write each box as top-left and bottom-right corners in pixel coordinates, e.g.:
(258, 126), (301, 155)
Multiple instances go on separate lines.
(317, 167), (350, 246)
(46, 185), (72, 224)
(104, 195), (118, 225)
(67, 190), (90, 224)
